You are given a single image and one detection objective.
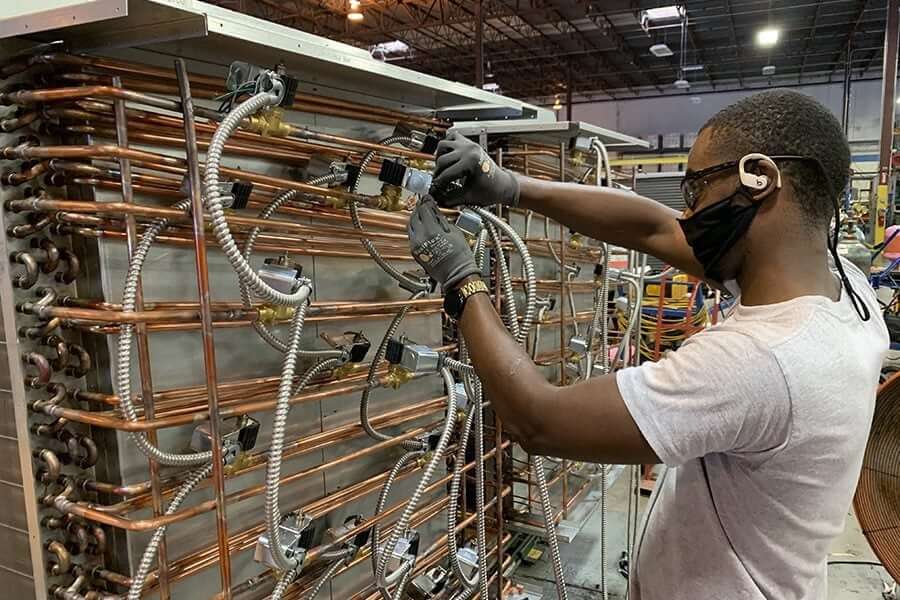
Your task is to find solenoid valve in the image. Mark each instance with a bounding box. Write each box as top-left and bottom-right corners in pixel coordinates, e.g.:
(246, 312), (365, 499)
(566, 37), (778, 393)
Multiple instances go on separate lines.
(258, 256), (307, 295)
(378, 159), (433, 196)
(392, 124), (441, 155)
(568, 335), (589, 355)
(456, 545), (479, 580)
(385, 338), (440, 375)
(455, 209), (483, 237)
(190, 415), (260, 465)
(383, 529), (420, 577)
(409, 566), (448, 599)
(254, 512), (315, 570)
(320, 331), (372, 363)
(325, 514), (371, 553)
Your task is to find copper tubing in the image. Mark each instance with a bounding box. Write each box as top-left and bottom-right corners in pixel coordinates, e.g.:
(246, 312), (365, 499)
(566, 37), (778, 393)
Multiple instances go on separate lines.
(23, 351), (51, 387)
(2, 159), (48, 185)
(21, 304), (256, 324)
(176, 58), (232, 598)
(61, 421), (435, 530)
(10, 250), (39, 288)
(2, 145), (374, 205)
(0, 109), (38, 131)
(46, 540), (72, 575)
(61, 225), (416, 263)
(113, 73), (172, 600)
(27, 53), (444, 128)
(63, 123), (311, 166)
(287, 126), (432, 161)
(170, 443), (508, 595)
(40, 334), (69, 371)
(81, 396), (446, 507)
(15, 196), (408, 244)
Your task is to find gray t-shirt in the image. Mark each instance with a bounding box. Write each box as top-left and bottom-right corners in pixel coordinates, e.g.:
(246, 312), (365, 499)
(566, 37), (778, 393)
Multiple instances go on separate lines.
(617, 258), (889, 600)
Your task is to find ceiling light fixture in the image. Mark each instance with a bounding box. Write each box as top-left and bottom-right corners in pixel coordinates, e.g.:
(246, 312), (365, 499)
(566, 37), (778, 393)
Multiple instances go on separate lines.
(552, 97), (562, 111)
(643, 5), (684, 23)
(756, 27), (780, 47)
(649, 43), (674, 57)
(673, 78), (690, 89)
(682, 64), (704, 72)
(348, 0), (363, 21)
(762, 65), (776, 76)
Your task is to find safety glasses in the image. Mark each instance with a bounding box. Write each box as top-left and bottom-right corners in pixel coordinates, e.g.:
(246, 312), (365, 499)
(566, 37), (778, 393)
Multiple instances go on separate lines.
(680, 155), (824, 210)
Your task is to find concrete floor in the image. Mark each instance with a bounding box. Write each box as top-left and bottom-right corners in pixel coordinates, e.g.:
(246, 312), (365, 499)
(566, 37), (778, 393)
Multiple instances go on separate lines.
(513, 469), (893, 599)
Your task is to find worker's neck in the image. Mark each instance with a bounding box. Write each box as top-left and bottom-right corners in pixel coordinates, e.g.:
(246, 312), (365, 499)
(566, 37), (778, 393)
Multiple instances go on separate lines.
(737, 238), (839, 306)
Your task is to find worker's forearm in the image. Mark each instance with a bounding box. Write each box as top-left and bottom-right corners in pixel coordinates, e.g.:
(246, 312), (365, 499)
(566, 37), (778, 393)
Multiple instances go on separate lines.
(516, 175), (680, 254)
(458, 288), (555, 446)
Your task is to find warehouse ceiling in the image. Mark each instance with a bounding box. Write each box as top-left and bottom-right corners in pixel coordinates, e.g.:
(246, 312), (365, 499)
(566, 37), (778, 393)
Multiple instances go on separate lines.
(208, 0), (890, 104)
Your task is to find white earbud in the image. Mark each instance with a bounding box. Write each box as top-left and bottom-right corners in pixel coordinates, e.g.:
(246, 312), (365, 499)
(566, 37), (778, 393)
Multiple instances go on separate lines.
(739, 153), (782, 191)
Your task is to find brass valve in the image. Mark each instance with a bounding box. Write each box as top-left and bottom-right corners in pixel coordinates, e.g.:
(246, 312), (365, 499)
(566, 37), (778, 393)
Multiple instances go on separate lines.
(245, 108), (293, 138)
(333, 362), (366, 380)
(568, 233), (584, 250)
(326, 195), (347, 210)
(407, 158), (432, 171)
(257, 304), (295, 325)
(377, 184), (405, 212)
(385, 364), (413, 389)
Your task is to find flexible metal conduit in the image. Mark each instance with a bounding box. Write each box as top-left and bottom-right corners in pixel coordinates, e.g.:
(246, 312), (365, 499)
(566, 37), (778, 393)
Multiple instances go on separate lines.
(202, 83), (312, 308)
(127, 462), (214, 600)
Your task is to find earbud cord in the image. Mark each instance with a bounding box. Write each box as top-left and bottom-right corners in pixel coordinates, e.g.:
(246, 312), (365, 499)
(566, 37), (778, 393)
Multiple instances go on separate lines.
(829, 198), (871, 322)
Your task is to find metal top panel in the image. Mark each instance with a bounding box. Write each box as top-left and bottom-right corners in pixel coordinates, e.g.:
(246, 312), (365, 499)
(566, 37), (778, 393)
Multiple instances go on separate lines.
(0, 0), (551, 116)
(450, 120), (650, 149)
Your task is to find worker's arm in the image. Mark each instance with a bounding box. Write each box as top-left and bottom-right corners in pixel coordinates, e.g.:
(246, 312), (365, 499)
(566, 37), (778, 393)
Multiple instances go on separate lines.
(459, 276), (660, 464)
(516, 177), (703, 278)
(430, 132), (703, 278)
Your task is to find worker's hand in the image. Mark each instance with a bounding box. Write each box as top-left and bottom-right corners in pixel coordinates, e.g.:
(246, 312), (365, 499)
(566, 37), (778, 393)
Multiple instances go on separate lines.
(430, 132), (520, 208)
(408, 197), (480, 290)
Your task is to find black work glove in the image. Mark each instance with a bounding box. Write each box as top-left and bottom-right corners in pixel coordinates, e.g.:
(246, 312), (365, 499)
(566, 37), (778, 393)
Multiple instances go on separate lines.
(430, 132), (520, 208)
(408, 197), (480, 290)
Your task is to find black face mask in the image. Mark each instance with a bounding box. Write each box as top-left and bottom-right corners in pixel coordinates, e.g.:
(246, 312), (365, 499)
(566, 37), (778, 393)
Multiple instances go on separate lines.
(678, 189), (761, 283)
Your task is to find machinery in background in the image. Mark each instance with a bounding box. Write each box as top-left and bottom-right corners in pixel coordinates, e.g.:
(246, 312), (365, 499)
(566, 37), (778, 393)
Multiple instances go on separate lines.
(0, 2), (651, 599)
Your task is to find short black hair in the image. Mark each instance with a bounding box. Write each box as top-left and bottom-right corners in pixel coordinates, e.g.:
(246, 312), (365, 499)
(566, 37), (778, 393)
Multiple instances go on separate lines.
(700, 89), (850, 227)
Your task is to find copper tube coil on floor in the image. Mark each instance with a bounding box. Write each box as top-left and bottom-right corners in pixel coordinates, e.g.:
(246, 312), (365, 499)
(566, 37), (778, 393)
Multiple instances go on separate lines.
(855, 372), (900, 583)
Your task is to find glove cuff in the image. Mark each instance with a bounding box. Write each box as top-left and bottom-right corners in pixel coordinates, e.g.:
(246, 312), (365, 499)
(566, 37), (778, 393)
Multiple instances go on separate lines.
(502, 169), (520, 208)
(444, 264), (482, 291)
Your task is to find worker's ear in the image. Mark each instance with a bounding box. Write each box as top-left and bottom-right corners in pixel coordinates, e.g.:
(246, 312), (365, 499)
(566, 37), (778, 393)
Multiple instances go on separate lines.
(739, 153), (781, 202)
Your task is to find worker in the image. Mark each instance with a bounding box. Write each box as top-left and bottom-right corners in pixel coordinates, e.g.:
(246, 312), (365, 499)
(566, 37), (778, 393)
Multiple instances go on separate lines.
(406, 89), (889, 599)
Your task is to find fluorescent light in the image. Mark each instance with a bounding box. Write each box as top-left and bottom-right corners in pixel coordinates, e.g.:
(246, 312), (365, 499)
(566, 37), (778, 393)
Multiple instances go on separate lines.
(756, 28), (780, 47)
(762, 65), (776, 76)
(674, 78), (690, 89)
(371, 40), (408, 54)
(643, 5), (683, 22)
(348, 10), (363, 21)
(682, 64), (704, 72)
(649, 43), (674, 57)
(482, 82), (500, 92)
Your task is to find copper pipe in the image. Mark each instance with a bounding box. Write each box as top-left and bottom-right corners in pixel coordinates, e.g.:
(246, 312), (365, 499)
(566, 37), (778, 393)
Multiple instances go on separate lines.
(112, 73), (172, 600)
(60, 225), (416, 262)
(176, 59), (232, 598)
(17, 196), (410, 243)
(33, 53), (443, 127)
(3, 145), (374, 205)
(2, 159), (48, 185)
(0, 109), (38, 131)
(22, 304), (256, 324)
(81, 397), (445, 507)
(159, 443), (507, 593)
